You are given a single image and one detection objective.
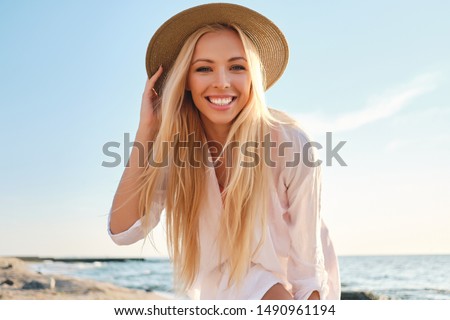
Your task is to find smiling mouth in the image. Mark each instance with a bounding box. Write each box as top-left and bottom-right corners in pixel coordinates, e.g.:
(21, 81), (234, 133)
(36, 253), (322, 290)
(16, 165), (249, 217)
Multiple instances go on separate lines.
(206, 96), (236, 106)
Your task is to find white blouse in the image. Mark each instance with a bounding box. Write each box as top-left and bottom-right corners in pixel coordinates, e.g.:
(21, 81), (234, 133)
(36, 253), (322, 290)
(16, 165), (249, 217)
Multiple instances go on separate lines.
(108, 123), (341, 300)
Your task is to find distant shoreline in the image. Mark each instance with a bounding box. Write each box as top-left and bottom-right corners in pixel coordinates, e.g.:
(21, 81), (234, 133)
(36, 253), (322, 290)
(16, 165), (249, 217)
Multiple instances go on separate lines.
(10, 253), (449, 262)
(15, 256), (146, 263)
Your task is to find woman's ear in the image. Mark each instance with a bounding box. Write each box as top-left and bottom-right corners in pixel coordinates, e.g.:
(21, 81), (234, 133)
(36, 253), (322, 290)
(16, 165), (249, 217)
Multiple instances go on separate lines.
(185, 81), (191, 91)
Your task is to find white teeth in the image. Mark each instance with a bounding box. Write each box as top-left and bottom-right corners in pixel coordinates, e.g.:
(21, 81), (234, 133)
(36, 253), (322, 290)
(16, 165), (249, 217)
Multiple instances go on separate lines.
(208, 97), (233, 106)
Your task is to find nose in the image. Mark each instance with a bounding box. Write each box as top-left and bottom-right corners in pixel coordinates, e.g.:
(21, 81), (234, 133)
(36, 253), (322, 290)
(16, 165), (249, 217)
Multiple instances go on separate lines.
(212, 68), (230, 89)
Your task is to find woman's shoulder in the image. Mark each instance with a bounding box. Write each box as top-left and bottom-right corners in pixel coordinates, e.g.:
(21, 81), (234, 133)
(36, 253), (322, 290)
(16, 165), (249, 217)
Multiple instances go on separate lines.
(268, 108), (313, 147)
(267, 108), (320, 185)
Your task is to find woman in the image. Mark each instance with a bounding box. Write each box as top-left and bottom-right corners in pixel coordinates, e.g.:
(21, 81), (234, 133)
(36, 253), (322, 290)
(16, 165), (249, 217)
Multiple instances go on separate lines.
(108, 3), (340, 300)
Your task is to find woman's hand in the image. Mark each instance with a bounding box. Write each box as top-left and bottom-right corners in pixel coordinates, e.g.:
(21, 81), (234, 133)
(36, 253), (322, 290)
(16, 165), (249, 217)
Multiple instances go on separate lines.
(139, 66), (163, 131)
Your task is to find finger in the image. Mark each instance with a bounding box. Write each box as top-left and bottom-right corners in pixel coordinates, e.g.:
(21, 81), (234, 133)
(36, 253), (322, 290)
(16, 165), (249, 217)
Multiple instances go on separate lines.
(148, 65), (163, 88)
(143, 78), (153, 98)
(143, 66), (163, 99)
(143, 84), (159, 102)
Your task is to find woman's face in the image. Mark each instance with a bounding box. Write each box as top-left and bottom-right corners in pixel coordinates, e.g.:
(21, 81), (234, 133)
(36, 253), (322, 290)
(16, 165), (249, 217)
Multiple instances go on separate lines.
(187, 29), (251, 133)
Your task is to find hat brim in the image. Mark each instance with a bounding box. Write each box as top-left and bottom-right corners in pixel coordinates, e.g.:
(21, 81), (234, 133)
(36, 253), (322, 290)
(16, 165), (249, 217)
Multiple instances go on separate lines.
(146, 3), (289, 94)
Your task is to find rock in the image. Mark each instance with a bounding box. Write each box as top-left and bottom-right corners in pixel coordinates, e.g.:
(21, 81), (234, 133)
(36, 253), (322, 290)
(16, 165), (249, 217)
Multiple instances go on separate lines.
(1, 264), (13, 270)
(1, 279), (14, 286)
(22, 280), (50, 290)
(341, 291), (380, 300)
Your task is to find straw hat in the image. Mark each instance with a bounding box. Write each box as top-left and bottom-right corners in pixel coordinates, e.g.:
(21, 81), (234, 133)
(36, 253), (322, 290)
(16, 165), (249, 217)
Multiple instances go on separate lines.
(146, 3), (289, 94)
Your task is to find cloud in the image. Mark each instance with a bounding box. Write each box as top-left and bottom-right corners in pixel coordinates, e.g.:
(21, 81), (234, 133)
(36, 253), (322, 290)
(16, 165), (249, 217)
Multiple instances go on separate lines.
(293, 72), (440, 135)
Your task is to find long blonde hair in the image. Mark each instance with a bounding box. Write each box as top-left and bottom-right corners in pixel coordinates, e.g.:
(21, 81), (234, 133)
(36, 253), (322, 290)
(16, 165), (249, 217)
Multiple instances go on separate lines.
(139, 24), (279, 292)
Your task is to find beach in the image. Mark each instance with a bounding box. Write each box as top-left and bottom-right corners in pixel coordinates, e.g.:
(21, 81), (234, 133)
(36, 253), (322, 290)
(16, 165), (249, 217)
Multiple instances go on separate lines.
(0, 257), (166, 300)
(1, 257), (397, 300)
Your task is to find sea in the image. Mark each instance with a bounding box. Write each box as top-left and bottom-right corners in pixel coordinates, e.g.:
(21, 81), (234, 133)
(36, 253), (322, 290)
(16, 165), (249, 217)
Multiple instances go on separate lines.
(29, 255), (450, 300)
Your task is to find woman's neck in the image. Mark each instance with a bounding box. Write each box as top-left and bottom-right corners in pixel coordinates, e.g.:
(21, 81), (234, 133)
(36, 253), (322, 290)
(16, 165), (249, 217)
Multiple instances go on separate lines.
(204, 126), (229, 146)
(200, 116), (230, 146)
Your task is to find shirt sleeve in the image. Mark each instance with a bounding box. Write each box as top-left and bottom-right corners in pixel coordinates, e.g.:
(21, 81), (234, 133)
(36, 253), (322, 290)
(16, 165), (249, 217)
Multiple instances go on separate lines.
(107, 189), (166, 246)
(283, 130), (329, 300)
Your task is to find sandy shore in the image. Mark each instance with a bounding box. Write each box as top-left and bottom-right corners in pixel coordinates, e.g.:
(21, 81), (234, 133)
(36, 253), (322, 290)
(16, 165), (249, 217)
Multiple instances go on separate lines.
(0, 257), (167, 300)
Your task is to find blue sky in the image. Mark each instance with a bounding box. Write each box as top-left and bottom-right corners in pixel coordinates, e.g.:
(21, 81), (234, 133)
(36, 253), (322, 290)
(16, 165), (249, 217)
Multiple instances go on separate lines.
(1, 0), (449, 258)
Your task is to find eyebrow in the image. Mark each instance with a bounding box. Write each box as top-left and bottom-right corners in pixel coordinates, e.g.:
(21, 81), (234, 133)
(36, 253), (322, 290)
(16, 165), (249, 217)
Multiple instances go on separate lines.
(191, 57), (247, 65)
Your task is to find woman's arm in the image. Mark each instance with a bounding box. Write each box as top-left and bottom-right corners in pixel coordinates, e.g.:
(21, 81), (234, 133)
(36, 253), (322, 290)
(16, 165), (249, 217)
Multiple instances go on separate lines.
(109, 67), (163, 235)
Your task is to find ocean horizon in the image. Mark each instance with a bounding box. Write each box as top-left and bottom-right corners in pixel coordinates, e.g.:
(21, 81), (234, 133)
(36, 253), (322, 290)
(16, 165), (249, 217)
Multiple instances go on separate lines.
(25, 254), (450, 300)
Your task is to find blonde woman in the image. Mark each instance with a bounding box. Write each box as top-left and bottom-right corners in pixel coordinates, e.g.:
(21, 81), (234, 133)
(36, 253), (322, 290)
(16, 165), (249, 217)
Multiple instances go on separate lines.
(108, 3), (340, 300)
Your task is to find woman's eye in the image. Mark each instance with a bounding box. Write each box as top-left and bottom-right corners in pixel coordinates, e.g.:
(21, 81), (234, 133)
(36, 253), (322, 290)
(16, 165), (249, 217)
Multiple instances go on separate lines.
(196, 66), (212, 72)
(231, 65), (246, 71)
